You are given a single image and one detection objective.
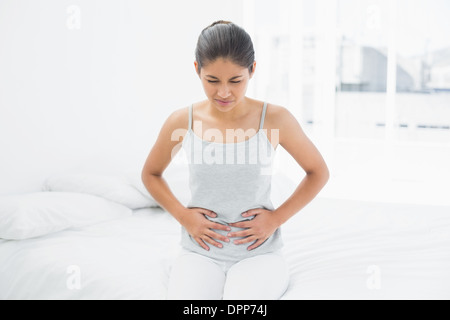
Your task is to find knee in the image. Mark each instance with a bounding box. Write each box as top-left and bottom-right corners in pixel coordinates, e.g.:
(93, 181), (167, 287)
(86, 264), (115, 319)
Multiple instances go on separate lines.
(167, 253), (226, 300)
(222, 257), (290, 300)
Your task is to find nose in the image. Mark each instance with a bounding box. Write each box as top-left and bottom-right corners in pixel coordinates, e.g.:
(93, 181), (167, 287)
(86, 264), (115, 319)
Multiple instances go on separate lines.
(217, 84), (231, 99)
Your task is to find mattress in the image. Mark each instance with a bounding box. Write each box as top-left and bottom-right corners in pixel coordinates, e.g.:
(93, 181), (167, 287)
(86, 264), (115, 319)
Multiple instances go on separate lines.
(0, 197), (449, 300)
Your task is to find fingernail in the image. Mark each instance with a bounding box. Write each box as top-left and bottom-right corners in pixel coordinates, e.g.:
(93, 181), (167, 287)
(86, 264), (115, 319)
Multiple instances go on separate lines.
(228, 233), (232, 237)
(225, 238), (230, 242)
(234, 240), (239, 245)
(226, 227), (231, 231)
(218, 244), (222, 248)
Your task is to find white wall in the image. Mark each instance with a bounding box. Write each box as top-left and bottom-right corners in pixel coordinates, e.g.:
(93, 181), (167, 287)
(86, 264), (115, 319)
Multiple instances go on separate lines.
(0, 0), (244, 195)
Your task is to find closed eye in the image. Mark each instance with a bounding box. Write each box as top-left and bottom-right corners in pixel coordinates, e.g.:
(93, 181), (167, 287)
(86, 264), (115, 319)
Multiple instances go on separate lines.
(207, 80), (242, 84)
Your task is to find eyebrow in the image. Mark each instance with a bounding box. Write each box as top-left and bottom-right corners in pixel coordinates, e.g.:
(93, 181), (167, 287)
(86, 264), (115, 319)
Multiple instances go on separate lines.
(205, 75), (243, 80)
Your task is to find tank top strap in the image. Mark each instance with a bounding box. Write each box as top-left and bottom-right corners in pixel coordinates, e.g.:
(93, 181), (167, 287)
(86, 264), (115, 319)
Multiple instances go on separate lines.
(188, 104), (193, 130)
(259, 102), (268, 130)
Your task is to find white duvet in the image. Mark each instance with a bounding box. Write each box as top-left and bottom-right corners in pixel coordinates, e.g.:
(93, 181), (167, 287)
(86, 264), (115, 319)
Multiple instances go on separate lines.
(1, 197), (449, 300)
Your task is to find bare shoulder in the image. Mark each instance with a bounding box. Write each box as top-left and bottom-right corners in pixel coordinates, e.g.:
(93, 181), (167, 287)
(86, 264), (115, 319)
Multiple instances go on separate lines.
(142, 105), (190, 176)
(265, 104), (304, 145)
(150, 105), (191, 150)
(265, 103), (301, 134)
(164, 106), (190, 132)
(265, 103), (294, 125)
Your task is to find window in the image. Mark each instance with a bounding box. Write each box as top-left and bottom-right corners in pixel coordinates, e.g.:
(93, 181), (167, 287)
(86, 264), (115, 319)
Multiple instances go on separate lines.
(246, 0), (450, 143)
(395, 0), (450, 143)
(245, 0), (450, 204)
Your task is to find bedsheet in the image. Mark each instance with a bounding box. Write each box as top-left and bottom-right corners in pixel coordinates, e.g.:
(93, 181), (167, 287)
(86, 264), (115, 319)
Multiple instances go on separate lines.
(0, 198), (449, 300)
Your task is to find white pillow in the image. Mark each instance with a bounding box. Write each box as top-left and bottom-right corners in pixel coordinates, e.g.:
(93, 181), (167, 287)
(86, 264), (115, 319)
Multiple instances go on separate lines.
(42, 173), (158, 209)
(0, 192), (132, 240)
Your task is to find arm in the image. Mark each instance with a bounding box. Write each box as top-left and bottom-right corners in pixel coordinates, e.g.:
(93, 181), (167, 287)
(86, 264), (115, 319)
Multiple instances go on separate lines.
(268, 107), (330, 226)
(141, 108), (188, 220)
(141, 108), (230, 250)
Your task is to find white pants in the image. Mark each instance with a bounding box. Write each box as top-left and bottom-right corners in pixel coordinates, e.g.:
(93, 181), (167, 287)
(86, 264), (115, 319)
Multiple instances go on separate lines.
(167, 250), (290, 300)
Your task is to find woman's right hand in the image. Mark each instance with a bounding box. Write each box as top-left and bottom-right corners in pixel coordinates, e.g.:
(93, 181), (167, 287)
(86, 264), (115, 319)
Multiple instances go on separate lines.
(179, 208), (231, 251)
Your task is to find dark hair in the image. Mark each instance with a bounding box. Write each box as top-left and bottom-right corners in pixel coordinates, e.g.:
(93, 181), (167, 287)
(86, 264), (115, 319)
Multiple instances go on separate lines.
(195, 20), (255, 73)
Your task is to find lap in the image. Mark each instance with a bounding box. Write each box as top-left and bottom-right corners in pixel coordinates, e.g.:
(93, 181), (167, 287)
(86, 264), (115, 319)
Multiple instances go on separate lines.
(167, 250), (290, 300)
(167, 251), (226, 300)
(223, 252), (290, 300)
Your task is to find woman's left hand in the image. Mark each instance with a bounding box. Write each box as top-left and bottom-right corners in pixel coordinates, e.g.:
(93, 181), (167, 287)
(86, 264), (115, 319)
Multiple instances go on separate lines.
(228, 209), (281, 251)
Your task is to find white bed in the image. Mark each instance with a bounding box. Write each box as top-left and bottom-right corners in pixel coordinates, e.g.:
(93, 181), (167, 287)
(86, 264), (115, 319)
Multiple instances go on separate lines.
(1, 172), (449, 300)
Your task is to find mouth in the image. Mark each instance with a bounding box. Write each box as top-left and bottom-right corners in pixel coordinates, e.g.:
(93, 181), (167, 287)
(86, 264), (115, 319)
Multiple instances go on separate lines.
(215, 99), (234, 107)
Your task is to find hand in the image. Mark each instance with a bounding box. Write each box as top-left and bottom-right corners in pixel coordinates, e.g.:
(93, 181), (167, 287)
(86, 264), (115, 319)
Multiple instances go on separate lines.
(228, 208), (281, 251)
(179, 208), (231, 251)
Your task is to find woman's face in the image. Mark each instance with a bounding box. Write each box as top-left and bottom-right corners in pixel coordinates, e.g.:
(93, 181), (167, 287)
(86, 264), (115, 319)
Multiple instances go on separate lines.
(195, 58), (256, 112)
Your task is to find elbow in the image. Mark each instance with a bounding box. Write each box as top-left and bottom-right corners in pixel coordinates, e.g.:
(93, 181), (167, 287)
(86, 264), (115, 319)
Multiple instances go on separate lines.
(141, 169), (155, 185)
(141, 171), (149, 191)
(321, 163), (330, 187)
(306, 163), (330, 186)
(141, 162), (160, 182)
(141, 171), (159, 196)
(314, 169), (330, 187)
(323, 164), (330, 184)
(141, 169), (162, 185)
(141, 167), (149, 183)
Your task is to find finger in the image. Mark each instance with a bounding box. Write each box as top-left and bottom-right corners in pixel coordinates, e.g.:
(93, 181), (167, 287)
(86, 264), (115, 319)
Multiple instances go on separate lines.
(209, 222), (231, 232)
(228, 221), (251, 229)
(242, 209), (265, 217)
(201, 209), (217, 218)
(202, 235), (223, 249)
(233, 236), (257, 245)
(194, 237), (210, 251)
(228, 229), (253, 238)
(206, 229), (230, 244)
(247, 239), (265, 251)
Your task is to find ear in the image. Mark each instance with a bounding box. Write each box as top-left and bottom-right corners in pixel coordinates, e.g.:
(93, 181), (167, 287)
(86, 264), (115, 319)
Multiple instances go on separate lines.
(194, 61), (201, 77)
(249, 61), (257, 79)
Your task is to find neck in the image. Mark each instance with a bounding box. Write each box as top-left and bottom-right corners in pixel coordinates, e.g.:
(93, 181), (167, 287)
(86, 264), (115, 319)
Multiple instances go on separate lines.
(207, 97), (251, 122)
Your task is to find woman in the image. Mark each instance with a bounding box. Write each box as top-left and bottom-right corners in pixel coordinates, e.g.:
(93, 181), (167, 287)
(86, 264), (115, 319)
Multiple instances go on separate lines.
(142, 21), (329, 300)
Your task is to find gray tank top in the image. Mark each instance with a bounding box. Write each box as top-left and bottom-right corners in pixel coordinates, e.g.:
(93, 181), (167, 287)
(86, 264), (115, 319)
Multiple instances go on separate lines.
(180, 102), (283, 262)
